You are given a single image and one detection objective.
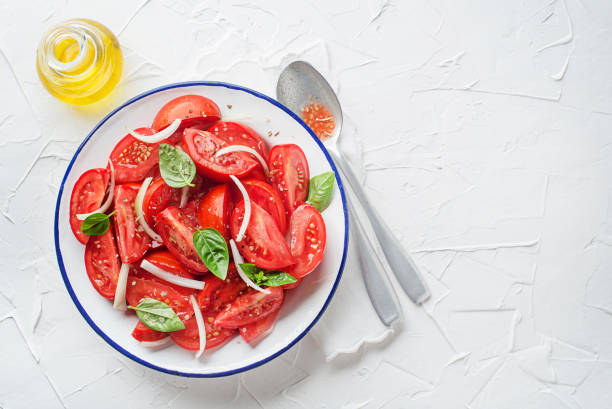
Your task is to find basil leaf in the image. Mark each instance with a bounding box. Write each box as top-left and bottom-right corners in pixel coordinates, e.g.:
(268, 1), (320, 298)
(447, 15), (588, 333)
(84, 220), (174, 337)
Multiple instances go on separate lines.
(80, 211), (114, 236)
(158, 143), (196, 188)
(128, 298), (185, 332)
(193, 228), (229, 280)
(239, 263), (297, 287)
(306, 171), (335, 212)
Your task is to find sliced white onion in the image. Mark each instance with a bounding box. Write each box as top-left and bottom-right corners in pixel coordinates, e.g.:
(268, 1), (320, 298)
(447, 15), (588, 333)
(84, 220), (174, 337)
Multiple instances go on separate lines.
(140, 260), (205, 290)
(113, 262), (131, 310)
(229, 239), (270, 294)
(190, 294), (206, 359)
(77, 161), (116, 220)
(140, 337), (171, 348)
(134, 177), (163, 242)
(215, 145), (269, 177)
(128, 118), (182, 144)
(229, 175), (251, 243)
(179, 186), (189, 208)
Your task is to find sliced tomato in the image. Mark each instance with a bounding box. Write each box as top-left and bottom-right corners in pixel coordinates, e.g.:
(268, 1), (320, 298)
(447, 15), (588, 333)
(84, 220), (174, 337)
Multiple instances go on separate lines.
(242, 166), (268, 183)
(180, 198), (200, 228)
(109, 128), (159, 183)
(152, 95), (221, 144)
(214, 287), (284, 329)
(142, 177), (179, 228)
(268, 144), (309, 213)
(171, 312), (236, 351)
(84, 228), (120, 299)
(182, 128), (259, 182)
(69, 168), (109, 244)
(113, 184), (151, 263)
(126, 276), (191, 320)
(231, 201), (293, 270)
(287, 204), (326, 278)
(187, 173), (215, 201)
(239, 308), (280, 345)
(241, 179), (287, 234)
(197, 263), (247, 312)
(156, 206), (208, 272)
(209, 121), (269, 159)
(131, 321), (167, 342)
(133, 249), (200, 295)
(197, 184), (233, 241)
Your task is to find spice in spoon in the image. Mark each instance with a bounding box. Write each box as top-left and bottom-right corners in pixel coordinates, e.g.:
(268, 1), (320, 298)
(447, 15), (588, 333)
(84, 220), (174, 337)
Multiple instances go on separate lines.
(301, 101), (335, 141)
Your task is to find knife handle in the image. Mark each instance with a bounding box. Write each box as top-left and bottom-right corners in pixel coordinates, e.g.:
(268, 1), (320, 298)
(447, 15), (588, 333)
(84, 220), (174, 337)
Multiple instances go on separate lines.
(331, 151), (431, 305)
(348, 205), (401, 326)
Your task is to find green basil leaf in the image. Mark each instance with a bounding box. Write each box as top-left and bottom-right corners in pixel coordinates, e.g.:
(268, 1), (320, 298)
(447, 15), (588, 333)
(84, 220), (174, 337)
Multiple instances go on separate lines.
(158, 143), (196, 188)
(262, 271), (297, 287)
(80, 211), (114, 236)
(306, 171), (335, 212)
(239, 263), (297, 287)
(193, 228), (229, 280)
(128, 298), (185, 332)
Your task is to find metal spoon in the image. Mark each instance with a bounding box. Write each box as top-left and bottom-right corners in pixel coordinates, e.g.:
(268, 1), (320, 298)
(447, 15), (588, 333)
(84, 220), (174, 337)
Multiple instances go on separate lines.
(277, 61), (431, 306)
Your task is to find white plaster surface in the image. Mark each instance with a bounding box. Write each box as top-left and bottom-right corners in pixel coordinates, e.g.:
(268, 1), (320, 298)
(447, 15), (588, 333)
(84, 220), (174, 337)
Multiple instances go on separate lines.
(1, 0), (612, 407)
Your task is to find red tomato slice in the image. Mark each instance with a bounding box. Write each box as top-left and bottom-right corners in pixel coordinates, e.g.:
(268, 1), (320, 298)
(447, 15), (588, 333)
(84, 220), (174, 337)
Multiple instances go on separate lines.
(126, 276), (191, 320)
(268, 144), (309, 213)
(197, 263), (247, 312)
(197, 184), (233, 241)
(231, 201), (293, 270)
(113, 184), (151, 263)
(132, 249), (200, 295)
(188, 173), (215, 201)
(131, 321), (167, 342)
(209, 121), (269, 159)
(171, 313), (236, 351)
(182, 128), (259, 182)
(214, 287), (284, 329)
(142, 177), (179, 228)
(109, 128), (159, 183)
(156, 206), (208, 273)
(242, 179), (287, 234)
(239, 308), (280, 345)
(70, 168), (109, 244)
(84, 228), (120, 299)
(180, 198), (200, 228)
(287, 204), (326, 279)
(242, 166), (268, 183)
(152, 95), (221, 144)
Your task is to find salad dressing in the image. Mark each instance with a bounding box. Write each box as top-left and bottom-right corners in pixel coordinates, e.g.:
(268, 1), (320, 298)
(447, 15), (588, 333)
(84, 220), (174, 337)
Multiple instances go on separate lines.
(36, 19), (122, 105)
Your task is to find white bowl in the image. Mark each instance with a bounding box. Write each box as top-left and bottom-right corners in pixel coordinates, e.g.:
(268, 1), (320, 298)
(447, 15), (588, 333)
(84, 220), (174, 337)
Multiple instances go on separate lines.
(54, 82), (348, 377)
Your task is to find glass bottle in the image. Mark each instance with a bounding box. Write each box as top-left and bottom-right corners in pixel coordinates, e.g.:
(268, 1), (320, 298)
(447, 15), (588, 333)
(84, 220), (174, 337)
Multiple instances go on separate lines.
(36, 19), (123, 105)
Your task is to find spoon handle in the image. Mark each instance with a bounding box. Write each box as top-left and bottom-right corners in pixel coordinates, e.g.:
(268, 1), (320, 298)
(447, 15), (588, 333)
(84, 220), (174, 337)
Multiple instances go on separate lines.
(346, 193), (401, 326)
(331, 151), (431, 305)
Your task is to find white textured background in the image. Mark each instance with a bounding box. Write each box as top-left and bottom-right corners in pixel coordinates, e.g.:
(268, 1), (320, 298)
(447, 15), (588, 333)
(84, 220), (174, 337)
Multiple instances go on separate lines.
(1, 0), (612, 408)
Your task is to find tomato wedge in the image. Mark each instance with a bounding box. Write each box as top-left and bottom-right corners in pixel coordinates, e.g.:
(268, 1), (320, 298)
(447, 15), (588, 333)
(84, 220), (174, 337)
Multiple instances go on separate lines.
(239, 308), (280, 345)
(113, 184), (151, 263)
(281, 278), (302, 290)
(171, 314), (236, 351)
(209, 121), (269, 159)
(70, 168), (109, 244)
(197, 184), (233, 241)
(231, 201), (293, 269)
(180, 198), (200, 228)
(131, 321), (167, 342)
(152, 95), (221, 144)
(126, 276), (191, 320)
(182, 128), (259, 182)
(197, 263), (247, 312)
(156, 206), (208, 272)
(109, 128), (159, 183)
(287, 204), (326, 278)
(214, 287), (284, 329)
(131, 250), (200, 296)
(241, 179), (287, 234)
(142, 177), (179, 228)
(268, 144), (309, 213)
(84, 228), (120, 299)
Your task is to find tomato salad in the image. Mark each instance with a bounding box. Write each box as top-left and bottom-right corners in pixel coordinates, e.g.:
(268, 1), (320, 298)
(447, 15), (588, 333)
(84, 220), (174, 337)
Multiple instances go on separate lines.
(69, 95), (335, 356)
